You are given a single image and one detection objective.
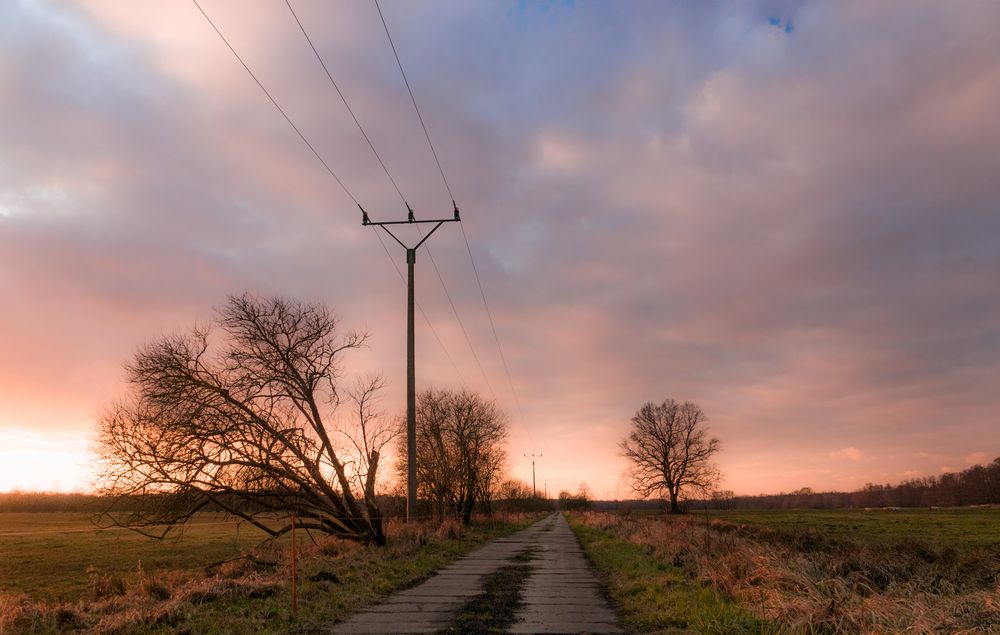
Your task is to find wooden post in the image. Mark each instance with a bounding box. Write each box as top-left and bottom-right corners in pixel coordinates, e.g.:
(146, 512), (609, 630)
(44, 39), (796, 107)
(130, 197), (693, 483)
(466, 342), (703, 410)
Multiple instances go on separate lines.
(406, 247), (416, 522)
(291, 515), (298, 617)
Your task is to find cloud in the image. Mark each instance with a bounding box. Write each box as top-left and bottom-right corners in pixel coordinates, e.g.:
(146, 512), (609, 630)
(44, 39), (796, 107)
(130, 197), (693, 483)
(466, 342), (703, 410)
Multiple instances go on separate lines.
(830, 447), (864, 462)
(1, 1), (1000, 496)
(964, 452), (991, 466)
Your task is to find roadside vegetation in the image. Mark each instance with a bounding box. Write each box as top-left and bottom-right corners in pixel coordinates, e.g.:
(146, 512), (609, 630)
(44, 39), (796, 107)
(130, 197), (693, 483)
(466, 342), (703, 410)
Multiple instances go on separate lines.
(570, 509), (1000, 633)
(711, 507), (1000, 545)
(569, 514), (768, 634)
(0, 512), (540, 634)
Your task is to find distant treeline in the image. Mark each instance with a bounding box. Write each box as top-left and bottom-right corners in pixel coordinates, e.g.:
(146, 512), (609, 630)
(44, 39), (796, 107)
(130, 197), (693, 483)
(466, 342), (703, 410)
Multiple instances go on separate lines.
(0, 490), (556, 515)
(5, 458), (998, 513)
(700, 457), (1000, 511)
(0, 491), (104, 513)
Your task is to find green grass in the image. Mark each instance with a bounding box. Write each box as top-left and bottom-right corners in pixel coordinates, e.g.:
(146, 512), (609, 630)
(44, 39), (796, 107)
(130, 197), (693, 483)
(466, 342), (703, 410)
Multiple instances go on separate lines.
(142, 520), (537, 635)
(709, 507), (1000, 545)
(0, 512), (275, 601)
(572, 509), (1000, 633)
(0, 512), (543, 634)
(444, 547), (537, 635)
(568, 517), (771, 634)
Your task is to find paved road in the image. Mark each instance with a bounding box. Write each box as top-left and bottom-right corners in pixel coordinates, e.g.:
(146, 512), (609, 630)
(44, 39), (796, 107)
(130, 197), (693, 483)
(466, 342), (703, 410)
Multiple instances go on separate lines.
(330, 512), (622, 634)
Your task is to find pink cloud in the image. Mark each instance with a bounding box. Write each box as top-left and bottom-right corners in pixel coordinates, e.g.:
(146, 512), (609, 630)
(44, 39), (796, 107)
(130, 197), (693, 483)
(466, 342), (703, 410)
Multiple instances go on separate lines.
(2, 2), (1000, 497)
(830, 447), (864, 462)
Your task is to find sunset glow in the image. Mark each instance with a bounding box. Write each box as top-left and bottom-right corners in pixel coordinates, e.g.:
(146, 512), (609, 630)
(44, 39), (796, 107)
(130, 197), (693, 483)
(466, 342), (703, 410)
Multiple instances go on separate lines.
(2, 1), (999, 499)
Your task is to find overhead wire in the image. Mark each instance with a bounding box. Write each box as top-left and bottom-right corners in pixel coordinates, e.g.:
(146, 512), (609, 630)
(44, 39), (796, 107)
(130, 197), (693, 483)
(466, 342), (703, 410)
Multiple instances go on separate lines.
(285, 0), (494, 395)
(374, 0), (455, 203)
(191, 0), (468, 387)
(192, 0), (359, 207)
(415, 226), (496, 398)
(374, 0), (524, 419)
(460, 223), (523, 418)
(284, 0), (407, 206)
(373, 231), (468, 389)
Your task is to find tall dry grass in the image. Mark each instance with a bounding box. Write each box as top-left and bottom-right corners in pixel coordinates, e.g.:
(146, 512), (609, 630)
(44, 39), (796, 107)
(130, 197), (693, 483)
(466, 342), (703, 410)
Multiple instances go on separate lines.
(0, 514), (527, 634)
(575, 511), (1000, 633)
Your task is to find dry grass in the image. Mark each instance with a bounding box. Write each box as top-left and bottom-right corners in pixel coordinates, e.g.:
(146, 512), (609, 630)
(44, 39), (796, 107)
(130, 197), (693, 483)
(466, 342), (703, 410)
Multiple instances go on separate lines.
(573, 511), (1000, 634)
(0, 559), (280, 634)
(0, 513), (538, 634)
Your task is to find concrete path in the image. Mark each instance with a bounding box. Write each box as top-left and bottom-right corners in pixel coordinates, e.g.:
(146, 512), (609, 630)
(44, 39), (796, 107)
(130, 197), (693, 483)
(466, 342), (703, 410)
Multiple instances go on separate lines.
(329, 512), (622, 634)
(510, 513), (622, 634)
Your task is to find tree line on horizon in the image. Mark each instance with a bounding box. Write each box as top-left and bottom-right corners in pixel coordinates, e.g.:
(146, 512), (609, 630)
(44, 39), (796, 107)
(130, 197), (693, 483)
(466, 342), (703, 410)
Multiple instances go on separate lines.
(694, 456), (1000, 510)
(4, 457), (998, 514)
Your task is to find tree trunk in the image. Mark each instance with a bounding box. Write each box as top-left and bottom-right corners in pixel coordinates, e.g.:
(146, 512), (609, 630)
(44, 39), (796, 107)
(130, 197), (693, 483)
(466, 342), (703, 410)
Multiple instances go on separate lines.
(669, 489), (681, 514)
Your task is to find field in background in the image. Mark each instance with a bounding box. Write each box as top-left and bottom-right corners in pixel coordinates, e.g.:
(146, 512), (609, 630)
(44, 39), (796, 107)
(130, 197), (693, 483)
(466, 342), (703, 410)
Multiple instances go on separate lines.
(571, 507), (1000, 633)
(0, 512), (276, 601)
(710, 507), (1000, 545)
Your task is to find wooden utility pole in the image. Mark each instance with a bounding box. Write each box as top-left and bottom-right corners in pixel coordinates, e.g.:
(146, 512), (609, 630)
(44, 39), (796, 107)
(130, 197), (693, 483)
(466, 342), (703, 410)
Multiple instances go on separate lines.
(365, 205), (460, 522)
(525, 453), (542, 498)
(290, 514), (297, 616)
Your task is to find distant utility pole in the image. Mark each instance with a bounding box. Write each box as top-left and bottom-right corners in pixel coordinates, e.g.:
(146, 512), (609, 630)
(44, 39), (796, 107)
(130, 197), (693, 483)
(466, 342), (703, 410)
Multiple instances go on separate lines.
(524, 453), (542, 498)
(365, 204), (460, 522)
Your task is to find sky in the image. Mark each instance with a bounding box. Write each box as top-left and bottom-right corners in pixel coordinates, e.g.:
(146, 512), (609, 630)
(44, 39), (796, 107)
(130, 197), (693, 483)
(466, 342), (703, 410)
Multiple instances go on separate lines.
(1, 0), (998, 497)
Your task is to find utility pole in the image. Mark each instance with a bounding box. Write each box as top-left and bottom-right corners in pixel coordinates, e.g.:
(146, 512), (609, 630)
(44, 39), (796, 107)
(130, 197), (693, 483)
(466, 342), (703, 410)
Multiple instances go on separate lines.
(365, 204), (460, 522)
(524, 453), (542, 498)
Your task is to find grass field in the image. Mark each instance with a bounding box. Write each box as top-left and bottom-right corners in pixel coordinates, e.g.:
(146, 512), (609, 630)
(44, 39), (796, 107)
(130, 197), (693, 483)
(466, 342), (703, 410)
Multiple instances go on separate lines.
(571, 507), (1000, 633)
(0, 513), (277, 602)
(0, 512), (540, 634)
(710, 507), (1000, 545)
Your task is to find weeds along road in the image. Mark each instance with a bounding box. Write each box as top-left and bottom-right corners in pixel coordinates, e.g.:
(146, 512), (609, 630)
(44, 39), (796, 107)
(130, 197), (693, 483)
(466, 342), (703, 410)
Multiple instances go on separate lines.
(330, 512), (622, 634)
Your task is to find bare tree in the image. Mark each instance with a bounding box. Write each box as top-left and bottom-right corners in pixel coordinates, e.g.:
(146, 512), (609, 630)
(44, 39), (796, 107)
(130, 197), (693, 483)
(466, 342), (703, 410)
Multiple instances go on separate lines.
(338, 372), (399, 527)
(95, 294), (390, 545)
(497, 478), (534, 504)
(557, 483), (592, 511)
(399, 389), (507, 524)
(619, 399), (721, 514)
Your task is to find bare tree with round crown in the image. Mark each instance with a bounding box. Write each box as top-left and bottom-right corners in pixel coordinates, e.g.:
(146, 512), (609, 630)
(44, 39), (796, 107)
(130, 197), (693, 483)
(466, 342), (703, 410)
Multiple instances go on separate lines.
(620, 399), (721, 513)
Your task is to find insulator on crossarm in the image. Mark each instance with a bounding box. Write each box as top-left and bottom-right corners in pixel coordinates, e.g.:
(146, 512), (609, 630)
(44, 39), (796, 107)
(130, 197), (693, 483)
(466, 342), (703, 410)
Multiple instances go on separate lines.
(360, 205), (370, 225)
(406, 202), (415, 222)
(453, 200), (461, 221)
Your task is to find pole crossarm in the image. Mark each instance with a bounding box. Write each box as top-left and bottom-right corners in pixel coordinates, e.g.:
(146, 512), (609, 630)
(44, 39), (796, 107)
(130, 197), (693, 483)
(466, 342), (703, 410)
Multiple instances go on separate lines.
(366, 218), (459, 226)
(365, 210), (460, 251)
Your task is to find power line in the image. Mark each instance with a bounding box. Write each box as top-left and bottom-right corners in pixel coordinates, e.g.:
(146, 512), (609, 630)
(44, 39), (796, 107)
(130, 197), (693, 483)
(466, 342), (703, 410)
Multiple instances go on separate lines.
(192, 0), (468, 388)
(374, 0), (524, 418)
(192, 0), (359, 207)
(374, 0), (454, 202)
(373, 230), (468, 389)
(284, 0), (407, 206)
(284, 0), (490, 395)
(416, 228), (496, 398)
(460, 222), (523, 418)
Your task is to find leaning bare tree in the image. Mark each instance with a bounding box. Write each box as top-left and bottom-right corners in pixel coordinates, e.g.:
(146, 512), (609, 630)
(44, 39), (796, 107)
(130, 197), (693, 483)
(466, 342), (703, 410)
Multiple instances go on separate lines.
(619, 399), (721, 514)
(95, 294), (392, 545)
(398, 389), (507, 524)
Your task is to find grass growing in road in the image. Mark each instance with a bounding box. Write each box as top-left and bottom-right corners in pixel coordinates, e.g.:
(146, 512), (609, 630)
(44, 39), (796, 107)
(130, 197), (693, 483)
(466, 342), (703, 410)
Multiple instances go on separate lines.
(569, 516), (769, 634)
(0, 513), (541, 634)
(443, 546), (538, 635)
